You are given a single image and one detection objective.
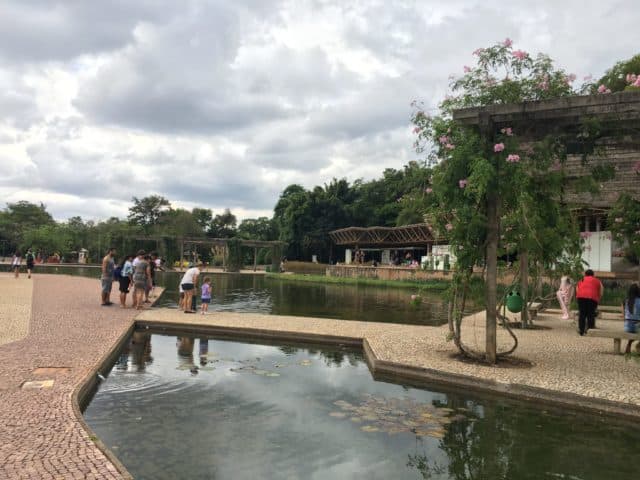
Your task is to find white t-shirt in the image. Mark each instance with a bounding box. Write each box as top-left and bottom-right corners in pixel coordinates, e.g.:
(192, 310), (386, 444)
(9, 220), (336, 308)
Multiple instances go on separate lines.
(132, 257), (141, 267)
(180, 267), (200, 285)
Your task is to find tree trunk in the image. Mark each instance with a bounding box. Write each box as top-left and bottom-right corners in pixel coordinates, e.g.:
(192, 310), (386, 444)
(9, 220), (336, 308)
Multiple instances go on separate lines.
(486, 192), (498, 364)
(520, 250), (529, 328)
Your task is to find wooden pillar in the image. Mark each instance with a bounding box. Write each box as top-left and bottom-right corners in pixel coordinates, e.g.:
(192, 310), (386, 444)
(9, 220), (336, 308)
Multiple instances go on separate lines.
(222, 244), (227, 272)
(179, 239), (185, 272)
(520, 250), (529, 328)
(253, 247), (257, 272)
(486, 192), (498, 364)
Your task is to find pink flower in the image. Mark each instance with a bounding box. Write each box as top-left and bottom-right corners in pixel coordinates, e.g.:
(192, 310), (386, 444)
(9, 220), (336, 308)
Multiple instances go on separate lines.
(458, 179), (468, 188)
(566, 73), (577, 83)
(633, 160), (640, 173)
(410, 294), (418, 301)
(597, 84), (611, 94)
(634, 77), (640, 88)
(583, 74), (593, 81)
(472, 48), (485, 56)
(445, 143), (455, 150)
(506, 154), (520, 163)
(503, 38), (513, 47)
(494, 143), (505, 152)
(445, 223), (453, 231)
(438, 135), (450, 144)
(511, 50), (527, 60)
(425, 187), (433, 194)
(501, 127), (513, 136)
(463, 65), (472, 73)
(413, 126), (421, 134)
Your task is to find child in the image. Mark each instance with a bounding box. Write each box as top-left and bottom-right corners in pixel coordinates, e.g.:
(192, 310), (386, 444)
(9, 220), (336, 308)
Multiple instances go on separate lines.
(201, 277), (212, 315)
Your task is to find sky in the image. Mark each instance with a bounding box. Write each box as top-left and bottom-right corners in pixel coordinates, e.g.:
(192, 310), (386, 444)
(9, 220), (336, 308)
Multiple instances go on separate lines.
(0, 0), (637, 222)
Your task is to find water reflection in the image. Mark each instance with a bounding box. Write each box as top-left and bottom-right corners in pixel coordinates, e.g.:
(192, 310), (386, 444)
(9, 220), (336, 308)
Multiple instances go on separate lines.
(9, 264), (454, 325)
(85, 333), (640, 480)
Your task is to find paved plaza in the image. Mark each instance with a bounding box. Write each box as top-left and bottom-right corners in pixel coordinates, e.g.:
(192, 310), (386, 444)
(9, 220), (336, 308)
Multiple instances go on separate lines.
(1, 273), (639, 478)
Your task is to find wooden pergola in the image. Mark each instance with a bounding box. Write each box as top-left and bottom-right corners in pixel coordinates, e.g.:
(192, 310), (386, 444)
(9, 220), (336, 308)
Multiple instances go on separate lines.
(329, 223), (438, 247)
(132, 235), (285, 272)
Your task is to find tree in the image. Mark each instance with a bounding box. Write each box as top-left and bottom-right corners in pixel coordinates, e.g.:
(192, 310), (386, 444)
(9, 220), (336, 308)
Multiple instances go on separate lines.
(412, 39), (600, 363)
(191, 207), (213, 233)
(609, 193), (640, 282)
(127, 195), (171, 230)
(593, 54), (640, 93)
(238, 217), (277, 240)
(209, 208), (237, 238)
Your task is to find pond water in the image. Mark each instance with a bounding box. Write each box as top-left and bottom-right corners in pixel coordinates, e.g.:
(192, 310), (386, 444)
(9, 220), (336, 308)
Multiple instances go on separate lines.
(84, 332), (639, 480)
(6, 265), (452, 325)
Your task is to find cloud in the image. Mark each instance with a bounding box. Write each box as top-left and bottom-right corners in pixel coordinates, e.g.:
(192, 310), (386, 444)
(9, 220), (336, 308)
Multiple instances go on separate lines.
(0, 0), (637, 222)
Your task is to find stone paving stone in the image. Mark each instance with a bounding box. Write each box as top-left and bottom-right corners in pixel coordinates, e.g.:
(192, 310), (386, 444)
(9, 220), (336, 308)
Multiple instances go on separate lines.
(137, 306), (640, 407)
(0, 273), (162, 480)
(0, 276), (32, 346)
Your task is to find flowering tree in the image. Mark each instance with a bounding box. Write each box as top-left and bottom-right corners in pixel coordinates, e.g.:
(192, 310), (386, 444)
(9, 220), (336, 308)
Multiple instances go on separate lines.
(412, 39), (601, 363)
(609, 193), (640, 282)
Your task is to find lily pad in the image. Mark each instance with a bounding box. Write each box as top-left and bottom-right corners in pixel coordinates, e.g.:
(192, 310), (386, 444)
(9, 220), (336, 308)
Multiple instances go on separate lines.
(329, 412), (347, 418)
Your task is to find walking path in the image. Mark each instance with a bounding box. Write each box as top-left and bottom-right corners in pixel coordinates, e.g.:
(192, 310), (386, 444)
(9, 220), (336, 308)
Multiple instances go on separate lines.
(1, 273), (638, 479)
(0, 273), (161, 480)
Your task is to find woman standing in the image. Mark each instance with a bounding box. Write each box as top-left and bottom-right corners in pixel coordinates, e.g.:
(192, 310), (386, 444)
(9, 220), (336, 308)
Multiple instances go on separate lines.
(11, 251), (21, 278)
(118, 255), (134, 308)
(132, 252), (151, 310)
(575, 269), (603, 335)
(556, 275), (573, 320)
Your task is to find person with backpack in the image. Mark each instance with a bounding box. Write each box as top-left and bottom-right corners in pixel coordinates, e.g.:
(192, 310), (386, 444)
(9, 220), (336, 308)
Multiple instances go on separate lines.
(25, 248), (35, 279)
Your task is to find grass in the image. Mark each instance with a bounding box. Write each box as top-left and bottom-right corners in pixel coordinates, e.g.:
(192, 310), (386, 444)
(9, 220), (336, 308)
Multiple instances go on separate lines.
(265, 272), (451, 291)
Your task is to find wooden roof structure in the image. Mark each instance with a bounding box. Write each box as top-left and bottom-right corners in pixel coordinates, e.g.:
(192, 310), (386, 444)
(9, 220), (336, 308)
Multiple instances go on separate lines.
(329, 223), (437, 247)
(453, 92), (640, 209)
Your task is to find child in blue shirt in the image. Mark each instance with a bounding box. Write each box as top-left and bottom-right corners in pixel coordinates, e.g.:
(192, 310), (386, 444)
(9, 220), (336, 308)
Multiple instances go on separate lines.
(623, 283), (640, 353)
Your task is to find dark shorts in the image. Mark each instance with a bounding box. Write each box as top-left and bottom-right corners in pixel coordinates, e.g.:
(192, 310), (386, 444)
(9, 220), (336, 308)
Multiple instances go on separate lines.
(12, 265), (20, 271)
(181, 283), (195, 292)
(201, 298), (211, 304)
(118, 277), (130, 293)
(26, 262), (34, 270)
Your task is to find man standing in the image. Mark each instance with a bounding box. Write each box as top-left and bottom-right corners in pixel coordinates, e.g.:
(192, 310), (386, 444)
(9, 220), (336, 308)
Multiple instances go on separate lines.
(101, 247), (116, 306)
(576, 269), (604, 335)
(180, 262), (202, 314)
(25, 248), (35, 279)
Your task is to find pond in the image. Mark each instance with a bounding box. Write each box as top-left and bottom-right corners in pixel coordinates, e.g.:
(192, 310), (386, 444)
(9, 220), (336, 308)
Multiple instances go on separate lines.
(84, 332), (639, 480)
(5, 265), (452, 325)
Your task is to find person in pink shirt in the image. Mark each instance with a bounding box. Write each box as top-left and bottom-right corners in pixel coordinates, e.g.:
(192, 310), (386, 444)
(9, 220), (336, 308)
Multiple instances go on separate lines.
(200, 277), (212, 315)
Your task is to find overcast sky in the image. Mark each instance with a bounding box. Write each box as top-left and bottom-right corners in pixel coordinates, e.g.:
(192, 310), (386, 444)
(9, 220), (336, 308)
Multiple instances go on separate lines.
(0, 0), (637, 222)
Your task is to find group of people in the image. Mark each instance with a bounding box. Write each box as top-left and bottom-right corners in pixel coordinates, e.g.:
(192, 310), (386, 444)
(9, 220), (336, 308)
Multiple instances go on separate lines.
(10, 249), (36, 279)
(177, 262), (213, 315)
(558, 269), (640, 353)
(100, 248), (163, 309)
(556, 269), (604, 335)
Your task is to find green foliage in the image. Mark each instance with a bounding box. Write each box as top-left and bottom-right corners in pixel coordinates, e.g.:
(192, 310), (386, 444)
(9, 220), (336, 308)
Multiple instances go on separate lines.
(225, 237), (244, 272)
(238, 217), (277, 240)
(209, 208), (237, 237)
(609, 194), (640, 271)
(593, 54), (640, 93)
(127, 195), (171, 230)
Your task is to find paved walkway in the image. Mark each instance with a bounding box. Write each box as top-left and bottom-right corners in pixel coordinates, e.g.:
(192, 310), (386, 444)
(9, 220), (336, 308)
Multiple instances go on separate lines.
(1, 273), (639, 478)
(137, 307), (640, 409)
(0, 273), (161, 480)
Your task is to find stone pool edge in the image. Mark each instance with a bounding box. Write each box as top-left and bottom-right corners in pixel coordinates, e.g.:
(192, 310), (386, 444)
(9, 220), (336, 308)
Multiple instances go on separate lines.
(72, 320), (136, 480)
(135, 318), (640, 422)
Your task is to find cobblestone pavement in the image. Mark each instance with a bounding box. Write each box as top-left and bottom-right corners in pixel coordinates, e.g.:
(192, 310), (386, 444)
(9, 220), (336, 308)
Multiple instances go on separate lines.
(0, 276), (31, 346)
(0, 273), (162, 480)
(138, 307), (640, 408)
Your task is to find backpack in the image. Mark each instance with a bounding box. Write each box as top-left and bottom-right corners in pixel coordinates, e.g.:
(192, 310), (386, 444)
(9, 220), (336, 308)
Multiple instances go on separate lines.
(113, 265), (122, 280)
(26, 252), (34, 262)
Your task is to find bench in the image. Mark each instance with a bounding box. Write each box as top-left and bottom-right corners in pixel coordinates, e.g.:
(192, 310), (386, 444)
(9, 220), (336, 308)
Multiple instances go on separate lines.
(586, 329), (640, 354)
(527, 302), (543, 319)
